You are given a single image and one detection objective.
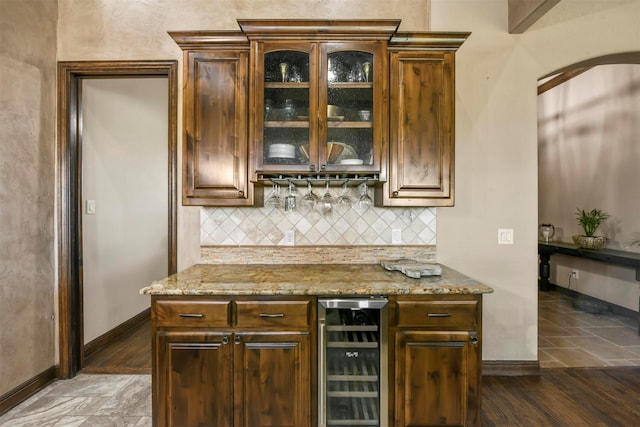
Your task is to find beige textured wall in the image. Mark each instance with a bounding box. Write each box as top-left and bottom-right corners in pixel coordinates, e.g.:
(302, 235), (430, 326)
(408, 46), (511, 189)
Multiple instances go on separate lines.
(538, 64), (640, 310)
(433, 0), (640, 360)
(0, 0), (57, 394)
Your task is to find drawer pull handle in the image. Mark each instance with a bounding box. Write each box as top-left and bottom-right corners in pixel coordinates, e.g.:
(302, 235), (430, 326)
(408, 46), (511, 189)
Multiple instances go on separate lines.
(221, 336), (229, 345)
(427, 313), (451, 318)
(259, 313), (285, 318)
(178, 313), (204, 318)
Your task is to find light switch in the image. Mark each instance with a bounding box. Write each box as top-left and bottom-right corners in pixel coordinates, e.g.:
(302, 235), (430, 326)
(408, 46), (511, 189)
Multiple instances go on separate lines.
(498, 228), (514, 245)
(86, 199), (96, 215)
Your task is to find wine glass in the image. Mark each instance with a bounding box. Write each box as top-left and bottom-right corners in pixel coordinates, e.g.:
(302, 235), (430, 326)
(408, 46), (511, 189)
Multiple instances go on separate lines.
(298, 181), (318, 213)
(357, 182), (373, 213)
(284, 182), (297, 212)
(279, 62), (289, 83)
(335, 182), (354, 213)
(265, 183), (284, 209)
(363, 62), (371, 82)
(319, 181), (335, 216)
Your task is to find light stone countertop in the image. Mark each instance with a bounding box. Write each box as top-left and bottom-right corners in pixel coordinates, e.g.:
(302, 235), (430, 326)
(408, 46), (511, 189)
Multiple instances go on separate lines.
(140, 263), (493, 296)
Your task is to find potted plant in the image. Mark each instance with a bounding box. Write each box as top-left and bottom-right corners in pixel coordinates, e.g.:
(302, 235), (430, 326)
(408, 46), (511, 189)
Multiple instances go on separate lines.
(572, 208), (609, 249)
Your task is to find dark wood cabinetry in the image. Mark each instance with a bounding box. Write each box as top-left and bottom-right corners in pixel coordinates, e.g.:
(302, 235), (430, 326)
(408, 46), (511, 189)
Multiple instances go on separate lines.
(171, 22), (467, 207)
(152, 296), (314, 427)
(171, 32), (261, 206)
(391, 295), (482, 427)
(151, 292), (484, 427)
(378, 33), (468, 207)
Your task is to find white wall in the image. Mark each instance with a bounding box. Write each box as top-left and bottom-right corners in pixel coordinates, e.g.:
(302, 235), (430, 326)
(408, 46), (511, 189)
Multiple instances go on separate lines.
(538, 64), (640, 310)
(81, 78), (169, 343)
(433, 0), (640, 360)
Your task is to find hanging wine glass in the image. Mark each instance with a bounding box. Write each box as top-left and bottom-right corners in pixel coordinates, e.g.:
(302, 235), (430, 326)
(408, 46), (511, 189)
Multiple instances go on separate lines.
(284, 182), (297, 212)
(298, 181), (318, 213)
(319, 181), (335, 216)
(335, 181), (354, 213)
(265, 183), (284, 209)
(357, 182), (373, 213)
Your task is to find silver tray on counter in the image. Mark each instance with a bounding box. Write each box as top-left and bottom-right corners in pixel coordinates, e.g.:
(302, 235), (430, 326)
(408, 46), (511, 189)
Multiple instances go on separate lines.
(380, 259), (442, 279)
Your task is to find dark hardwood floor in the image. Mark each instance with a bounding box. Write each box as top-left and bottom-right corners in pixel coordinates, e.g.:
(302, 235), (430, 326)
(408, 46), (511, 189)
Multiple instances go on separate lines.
(482, 367), (640, 426)
(81, 318), (640, 426)
(81, 318), (151, 374)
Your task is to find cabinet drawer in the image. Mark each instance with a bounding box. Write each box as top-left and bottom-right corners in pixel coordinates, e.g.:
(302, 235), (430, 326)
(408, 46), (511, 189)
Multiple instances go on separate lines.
(153, 299), (231, 327)
(396, 300), (478, 328)
(236, 300), (310, 329)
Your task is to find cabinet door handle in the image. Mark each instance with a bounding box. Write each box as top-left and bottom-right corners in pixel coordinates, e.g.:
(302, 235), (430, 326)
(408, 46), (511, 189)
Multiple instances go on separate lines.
(427, 313), (451, 318)
(470, 331), (479, 345)
(309, 164), (316, 171)
(259, 313), (285, 318)
(178, 313), (204, 318)
(237, 190), (244, 197)
(320, 164), (326, 170)
(392, 191), (399, 197)
(234, 336), (241, 345)
(221, 336), (229, 345)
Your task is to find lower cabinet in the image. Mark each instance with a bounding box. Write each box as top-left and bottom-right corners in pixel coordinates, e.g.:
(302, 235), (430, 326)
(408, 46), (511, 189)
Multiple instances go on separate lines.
(152, 295), (482, 427)
(392, 296), (482, 427)
(152, 296), (314, 427)
(156, 331), (233, 426)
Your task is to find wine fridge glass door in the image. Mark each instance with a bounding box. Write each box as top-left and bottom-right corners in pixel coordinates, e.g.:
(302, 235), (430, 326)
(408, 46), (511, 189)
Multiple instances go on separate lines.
(318, 297), (388, 427)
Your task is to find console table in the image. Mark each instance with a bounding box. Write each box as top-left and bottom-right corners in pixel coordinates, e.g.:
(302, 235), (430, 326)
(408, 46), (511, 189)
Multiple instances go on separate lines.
(538, 241), (640, 332)
(538, 241), (640, 291)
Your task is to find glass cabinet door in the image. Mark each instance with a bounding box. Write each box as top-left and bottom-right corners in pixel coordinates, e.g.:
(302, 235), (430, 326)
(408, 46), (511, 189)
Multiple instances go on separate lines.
(319, 43), (384, 172)
(255, 42), (384, 174)
(259, 44), (317, 172)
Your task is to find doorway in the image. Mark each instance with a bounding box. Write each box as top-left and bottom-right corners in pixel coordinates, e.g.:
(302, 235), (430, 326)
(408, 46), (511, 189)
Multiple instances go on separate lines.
(57, 61), (178, 379)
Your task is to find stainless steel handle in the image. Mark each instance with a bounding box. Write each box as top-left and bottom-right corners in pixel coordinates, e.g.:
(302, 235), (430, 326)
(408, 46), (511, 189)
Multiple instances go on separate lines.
(427, 313), (451, 318)
(178, 313), (204, 318)
(259, 313), (284, 318)
(234, 336), (241, 345)
(318, 320), (326, 427)
(221, 336), (229, 345)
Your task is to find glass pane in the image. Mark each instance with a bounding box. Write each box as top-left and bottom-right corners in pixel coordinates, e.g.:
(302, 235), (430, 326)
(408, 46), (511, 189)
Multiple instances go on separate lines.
(264, 50), (310, 166)
(326, 51), (374, 166)
(324, 307), (381, 426)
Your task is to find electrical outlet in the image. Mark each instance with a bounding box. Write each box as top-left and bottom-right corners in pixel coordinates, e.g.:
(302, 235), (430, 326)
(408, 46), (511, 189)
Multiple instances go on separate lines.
(284, 230), (295, 246)
(392, 229), (402, 245)
(571, 270), (579, 279)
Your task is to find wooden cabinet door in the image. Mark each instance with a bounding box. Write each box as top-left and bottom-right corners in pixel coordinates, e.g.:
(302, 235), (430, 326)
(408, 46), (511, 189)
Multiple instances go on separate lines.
(183, 50), (256, 206)
(382, 50), (455, 207)
(155, 331), (233, 427)
(233, 332), (311, 427)
(395, 330), (479, 427)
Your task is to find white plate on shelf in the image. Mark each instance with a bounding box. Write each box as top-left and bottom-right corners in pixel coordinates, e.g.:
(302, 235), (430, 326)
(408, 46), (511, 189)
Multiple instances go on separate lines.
(340, 158), (364, 165)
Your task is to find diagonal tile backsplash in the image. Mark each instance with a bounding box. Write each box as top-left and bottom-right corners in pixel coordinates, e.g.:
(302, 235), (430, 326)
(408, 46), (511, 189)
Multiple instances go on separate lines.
(201, 191), (436, 246)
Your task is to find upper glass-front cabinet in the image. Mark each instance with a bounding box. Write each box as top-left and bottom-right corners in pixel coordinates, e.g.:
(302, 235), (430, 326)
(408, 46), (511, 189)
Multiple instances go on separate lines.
(254, 41), (386, 175)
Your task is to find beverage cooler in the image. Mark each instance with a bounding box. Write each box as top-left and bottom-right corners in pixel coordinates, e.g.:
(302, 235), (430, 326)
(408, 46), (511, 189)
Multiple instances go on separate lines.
(318, 297), (389, 427)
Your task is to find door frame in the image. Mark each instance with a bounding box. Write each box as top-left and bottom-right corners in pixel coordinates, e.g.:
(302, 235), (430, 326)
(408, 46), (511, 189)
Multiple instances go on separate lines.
(56, 60), (179, 379)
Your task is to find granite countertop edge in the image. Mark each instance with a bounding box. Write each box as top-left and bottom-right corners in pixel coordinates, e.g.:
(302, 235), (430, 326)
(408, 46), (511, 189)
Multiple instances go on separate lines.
(140, 263), (493, 296)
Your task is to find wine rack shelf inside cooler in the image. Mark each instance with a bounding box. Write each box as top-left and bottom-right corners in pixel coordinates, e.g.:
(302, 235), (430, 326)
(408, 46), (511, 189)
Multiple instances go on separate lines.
(327, 325), (379, 348)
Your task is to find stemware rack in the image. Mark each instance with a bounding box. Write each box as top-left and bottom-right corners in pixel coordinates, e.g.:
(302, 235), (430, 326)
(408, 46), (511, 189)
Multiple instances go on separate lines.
(256, 173), (381, 188)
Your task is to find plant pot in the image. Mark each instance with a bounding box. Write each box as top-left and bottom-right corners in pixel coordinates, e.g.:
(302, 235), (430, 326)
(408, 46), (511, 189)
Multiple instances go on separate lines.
(572, 235), (607, 250)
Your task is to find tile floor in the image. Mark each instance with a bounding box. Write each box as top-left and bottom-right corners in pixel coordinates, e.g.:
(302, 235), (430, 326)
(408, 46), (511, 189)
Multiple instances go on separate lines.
(0, 374), (151, 427)
(2, 291), (638, 425)
(539, 290), (640, 368)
